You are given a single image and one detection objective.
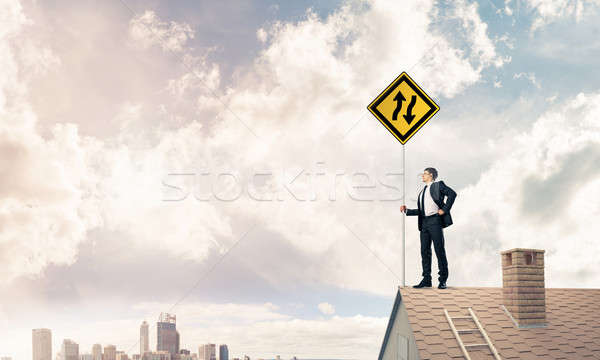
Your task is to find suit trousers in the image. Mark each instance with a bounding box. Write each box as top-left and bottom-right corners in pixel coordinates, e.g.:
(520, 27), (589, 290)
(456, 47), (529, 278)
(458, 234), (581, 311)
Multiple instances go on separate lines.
(420, 214), (449, 283)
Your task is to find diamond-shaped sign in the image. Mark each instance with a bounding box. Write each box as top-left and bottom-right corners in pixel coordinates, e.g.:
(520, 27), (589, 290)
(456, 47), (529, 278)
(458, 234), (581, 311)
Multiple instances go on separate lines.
(367, 72), (439, 145)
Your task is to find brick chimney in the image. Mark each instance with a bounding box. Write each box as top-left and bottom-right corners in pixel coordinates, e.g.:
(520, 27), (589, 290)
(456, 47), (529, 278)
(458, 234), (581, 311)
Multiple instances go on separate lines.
(501, 248), (546, 327)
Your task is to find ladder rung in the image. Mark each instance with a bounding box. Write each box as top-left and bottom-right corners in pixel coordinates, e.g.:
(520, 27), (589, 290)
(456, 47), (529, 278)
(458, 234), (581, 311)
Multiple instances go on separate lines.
(457, 328), (479, 333)
(465, 343), (488, 347)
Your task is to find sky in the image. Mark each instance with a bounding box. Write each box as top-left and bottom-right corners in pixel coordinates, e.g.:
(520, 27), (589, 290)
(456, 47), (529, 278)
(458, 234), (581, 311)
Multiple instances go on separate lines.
(1, 0), (600, 359)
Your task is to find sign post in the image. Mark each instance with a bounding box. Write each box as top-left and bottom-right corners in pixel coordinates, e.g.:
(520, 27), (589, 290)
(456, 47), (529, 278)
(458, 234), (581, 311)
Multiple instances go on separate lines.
(367, 72), (440, 287)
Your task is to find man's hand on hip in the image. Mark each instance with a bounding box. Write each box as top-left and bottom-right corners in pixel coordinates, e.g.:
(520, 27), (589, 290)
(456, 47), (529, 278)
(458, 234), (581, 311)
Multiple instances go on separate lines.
(438, 209), (445, 215)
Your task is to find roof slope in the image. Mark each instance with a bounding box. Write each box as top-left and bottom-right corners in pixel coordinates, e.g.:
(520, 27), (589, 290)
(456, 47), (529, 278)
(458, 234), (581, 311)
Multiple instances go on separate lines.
(377, 288), (403, 360)
(396, 286), (600, 359)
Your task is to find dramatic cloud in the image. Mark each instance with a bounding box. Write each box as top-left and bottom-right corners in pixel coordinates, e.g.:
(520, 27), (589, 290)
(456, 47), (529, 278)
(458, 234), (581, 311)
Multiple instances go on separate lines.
(449, 91), (600, 288)
(0, 0), (102, 285)
(0, 0), (508, 294)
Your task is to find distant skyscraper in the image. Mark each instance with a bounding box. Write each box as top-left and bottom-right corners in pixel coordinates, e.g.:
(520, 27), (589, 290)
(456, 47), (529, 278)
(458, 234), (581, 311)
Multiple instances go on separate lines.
(218, 345), (228, 360)
(80, 355), (94, 360)
(200, 344), (215, 360)
(92, 345), (102, 360)
(140, 321), (150, 356)
(33, 328), (52, 360)
(103, 345), (116, 360)
(115, 352), (129, 360)
(157, 313), (179, 357)
(62, 340), (79, 360)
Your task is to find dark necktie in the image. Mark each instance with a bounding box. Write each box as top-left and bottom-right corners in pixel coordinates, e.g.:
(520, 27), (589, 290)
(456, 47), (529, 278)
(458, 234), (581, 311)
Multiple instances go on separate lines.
(421, 185), (428, 216)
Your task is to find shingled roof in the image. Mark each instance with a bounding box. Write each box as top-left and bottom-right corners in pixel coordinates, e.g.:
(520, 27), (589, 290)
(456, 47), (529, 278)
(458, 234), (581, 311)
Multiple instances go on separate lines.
(378, 286), (600, 359)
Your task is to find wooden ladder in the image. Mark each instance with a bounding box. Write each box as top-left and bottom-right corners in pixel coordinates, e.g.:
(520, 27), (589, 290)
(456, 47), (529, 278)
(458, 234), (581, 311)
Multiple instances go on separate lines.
(444, 307), (501, 360)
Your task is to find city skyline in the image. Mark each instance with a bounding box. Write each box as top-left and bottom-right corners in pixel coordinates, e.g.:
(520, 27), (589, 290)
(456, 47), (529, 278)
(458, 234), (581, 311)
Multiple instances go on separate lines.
(22, 320), (273, 360)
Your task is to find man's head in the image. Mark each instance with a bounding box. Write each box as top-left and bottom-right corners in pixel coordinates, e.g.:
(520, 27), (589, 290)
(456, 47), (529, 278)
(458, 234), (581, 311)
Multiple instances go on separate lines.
(421, 167), (438, 183)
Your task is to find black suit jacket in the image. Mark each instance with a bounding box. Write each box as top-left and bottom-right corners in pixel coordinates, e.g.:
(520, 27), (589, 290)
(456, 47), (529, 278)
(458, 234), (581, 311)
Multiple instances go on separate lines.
(406, 180), (457, 232)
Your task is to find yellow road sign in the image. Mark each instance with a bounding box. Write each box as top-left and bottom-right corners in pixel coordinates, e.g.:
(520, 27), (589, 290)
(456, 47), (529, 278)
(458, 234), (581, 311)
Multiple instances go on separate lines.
(367, 72), (439, 145)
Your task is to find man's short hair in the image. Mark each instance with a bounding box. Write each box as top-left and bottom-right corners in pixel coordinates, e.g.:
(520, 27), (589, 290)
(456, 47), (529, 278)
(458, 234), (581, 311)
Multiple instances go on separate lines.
(424, 167), (438, 180)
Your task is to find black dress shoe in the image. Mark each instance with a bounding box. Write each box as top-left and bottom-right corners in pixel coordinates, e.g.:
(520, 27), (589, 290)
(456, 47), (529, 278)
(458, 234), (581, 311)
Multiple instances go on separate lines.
(438, 282), (447, 289)
(413, 280), (432, 288)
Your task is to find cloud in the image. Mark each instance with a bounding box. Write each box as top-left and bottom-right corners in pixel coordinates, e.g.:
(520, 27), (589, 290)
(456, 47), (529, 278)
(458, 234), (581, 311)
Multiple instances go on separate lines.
(454, 0), (510, 69)
(129, 10), (195, 52)
(504, 0), (514, 16)
(448, 91), (600, 288)
(513, 71), (541, 88)
(526, 0), (600, 31)
(3, 301), (387, 359)
(130, 304), (385, 359)
(0, 0), (103, 285)
(317, 302), (335, 315)
(493, 76), (502, 88)
(0, 0), (509, 293)
(256, 28), (268, 43)
(496, 33), (515, 50)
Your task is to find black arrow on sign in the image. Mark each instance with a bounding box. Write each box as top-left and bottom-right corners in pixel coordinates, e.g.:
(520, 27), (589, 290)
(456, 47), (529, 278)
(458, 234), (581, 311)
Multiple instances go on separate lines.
(403, 95), (417, 124)
(392, 91), (406, 121)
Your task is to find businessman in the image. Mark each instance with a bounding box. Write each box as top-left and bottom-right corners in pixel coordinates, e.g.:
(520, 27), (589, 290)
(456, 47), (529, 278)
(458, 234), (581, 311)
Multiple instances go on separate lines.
(400, 167), (457, 289)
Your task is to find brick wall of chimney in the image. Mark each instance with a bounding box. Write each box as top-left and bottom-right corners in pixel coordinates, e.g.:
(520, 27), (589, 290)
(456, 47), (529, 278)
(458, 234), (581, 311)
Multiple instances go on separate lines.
(501, 248), (546, 326)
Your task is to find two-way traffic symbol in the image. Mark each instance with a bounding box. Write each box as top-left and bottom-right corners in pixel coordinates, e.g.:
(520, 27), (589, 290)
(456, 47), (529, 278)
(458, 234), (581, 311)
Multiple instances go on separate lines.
(367, 72), (439, 145)
(392, 91), (417, 125)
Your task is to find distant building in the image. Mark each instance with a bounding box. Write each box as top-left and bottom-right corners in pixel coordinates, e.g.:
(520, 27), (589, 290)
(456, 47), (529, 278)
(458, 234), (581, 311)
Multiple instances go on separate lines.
(92, 345), (102, 360)
(243, 356), (250, 360)
(198, 344), (215, 360)
(178, 350), (194, 360)
(217, 345), (227, 360)
(1, 357), (12, 360)
(115, 352), (129, 360)
(33, 328), (52, 360)
(157, 313), (179, 357)
(103, 345), (116, 360)
(62, 339), (79, 360)
(80, 354), (94, 360)
(142, 351), (171, 360)
(140, 321), (150, 356)
(132, 355), (141, 360)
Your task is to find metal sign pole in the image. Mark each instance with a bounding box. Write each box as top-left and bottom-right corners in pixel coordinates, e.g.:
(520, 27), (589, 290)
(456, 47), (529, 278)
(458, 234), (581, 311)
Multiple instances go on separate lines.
(367, 71), (439, 288)
(402, 144), (406, 287)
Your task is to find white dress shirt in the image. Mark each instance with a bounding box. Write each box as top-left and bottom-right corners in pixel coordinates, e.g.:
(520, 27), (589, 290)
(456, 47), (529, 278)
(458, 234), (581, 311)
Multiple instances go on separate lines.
(420, 180), (440, 216)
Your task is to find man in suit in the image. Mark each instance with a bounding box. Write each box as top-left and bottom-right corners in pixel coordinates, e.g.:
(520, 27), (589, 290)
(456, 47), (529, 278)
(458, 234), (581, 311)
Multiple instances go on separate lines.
(400, 167), (457, 289)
